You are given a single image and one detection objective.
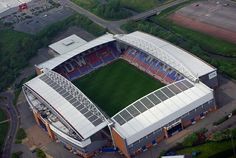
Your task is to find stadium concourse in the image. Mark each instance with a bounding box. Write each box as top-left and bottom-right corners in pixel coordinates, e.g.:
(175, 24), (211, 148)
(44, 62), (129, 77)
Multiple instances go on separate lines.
(23, 31), (218, 158)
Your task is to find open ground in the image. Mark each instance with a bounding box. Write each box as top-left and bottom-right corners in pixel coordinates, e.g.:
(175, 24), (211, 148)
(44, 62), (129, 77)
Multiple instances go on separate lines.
(73, 60), (164, 117)
(169, 0), (236, 44)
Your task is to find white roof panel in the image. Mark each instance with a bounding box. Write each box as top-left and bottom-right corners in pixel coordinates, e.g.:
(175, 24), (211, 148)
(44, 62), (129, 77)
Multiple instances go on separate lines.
(49, 34), (87, 55)
(38, 33), (115, 70)
(25, 70), (108, 139)
(163, 44), (214, 77)
(115, 31), (216, 78)
(112, 79), (214, 145)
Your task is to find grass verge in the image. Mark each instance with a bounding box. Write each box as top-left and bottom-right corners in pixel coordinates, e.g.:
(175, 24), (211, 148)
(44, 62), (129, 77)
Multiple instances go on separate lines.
(176, 140), (236, 158)
(15, 128), (27, 144)
(0, 109), (9, 152)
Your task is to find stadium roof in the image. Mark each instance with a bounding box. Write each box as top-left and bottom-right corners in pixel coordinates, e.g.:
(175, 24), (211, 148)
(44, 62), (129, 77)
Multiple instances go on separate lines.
(115, 31), (216, 81)
(0, 0), (31, 14)
(112, 79), (213, 145)
(49, 34), (87, 55)
(37, 33), (115, 70)
(24, 69), (109, 139)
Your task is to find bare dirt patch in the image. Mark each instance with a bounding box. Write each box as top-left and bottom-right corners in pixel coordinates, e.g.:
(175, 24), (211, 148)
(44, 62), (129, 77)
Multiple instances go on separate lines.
(169, 13), (236, 44)
(24, 125), (52, 148)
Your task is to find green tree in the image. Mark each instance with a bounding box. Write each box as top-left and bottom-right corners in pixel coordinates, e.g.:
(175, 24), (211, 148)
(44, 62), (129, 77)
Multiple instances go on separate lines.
(182, 133), (198, 147)
(36, 148), (46, 158)
(210, 131), (230, 142)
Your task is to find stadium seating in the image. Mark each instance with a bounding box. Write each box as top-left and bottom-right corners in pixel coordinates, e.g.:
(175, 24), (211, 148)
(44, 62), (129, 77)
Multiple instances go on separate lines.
(53, 45), (118, 80)
(64, 62), (74, 73)
(164, 69), (177, 83)
(112, 47), (122, 57)
(53, 45), (185, 82)
(85, 52), (103, 68)
(99, 50), (115, 63)
(122, 47), (184, 84)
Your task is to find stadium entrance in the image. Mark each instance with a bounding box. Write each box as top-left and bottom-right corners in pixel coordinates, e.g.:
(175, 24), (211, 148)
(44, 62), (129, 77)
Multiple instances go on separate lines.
(166, 120), (182, 137)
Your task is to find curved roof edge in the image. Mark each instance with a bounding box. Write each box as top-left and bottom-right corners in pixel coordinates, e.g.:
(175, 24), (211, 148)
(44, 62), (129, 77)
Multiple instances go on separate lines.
(37, 33), (115, 70)
(115, 31), (215, 82)
(43, 69), (107, 122)
(24, 69), (109, 139)
(112, 78), (195, 125)
(112, 79), (214, 145)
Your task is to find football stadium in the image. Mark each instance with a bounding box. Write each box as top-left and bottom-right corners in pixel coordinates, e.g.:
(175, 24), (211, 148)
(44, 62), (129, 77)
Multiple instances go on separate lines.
(23, 31), (218, 158)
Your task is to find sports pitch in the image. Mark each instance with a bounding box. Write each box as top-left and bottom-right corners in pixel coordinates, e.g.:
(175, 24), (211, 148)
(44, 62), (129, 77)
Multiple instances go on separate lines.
(73, 60), (164, 116)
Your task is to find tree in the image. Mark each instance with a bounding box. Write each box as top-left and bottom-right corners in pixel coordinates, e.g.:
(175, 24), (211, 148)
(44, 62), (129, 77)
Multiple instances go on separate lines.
(182, 133), (198, 147)
(12, 151), (23, 158)
(36, 148), (46, 158)
(210, 131), (229, 142)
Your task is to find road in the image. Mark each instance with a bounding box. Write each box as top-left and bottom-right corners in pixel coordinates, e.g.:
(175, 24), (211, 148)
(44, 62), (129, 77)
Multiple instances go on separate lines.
(0, 92), (19, 158)
(57, 0), (189, 34)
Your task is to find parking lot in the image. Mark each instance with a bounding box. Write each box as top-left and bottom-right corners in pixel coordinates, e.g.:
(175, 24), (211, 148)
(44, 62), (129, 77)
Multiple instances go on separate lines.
(0, 0), (75, 34)
(14, 6), (74, 34)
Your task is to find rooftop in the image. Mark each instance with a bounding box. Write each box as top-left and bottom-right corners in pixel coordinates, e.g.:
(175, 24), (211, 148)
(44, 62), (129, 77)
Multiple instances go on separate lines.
(37, 33), (115, 70)
(49, 34), (87, 55)
(24, 69), (109, 139)
(112, 79), (213, 145)
(115, 31), (216, 80)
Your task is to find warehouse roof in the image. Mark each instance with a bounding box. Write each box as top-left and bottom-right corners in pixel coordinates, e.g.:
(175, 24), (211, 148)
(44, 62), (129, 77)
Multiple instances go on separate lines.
(49, 34), (87, 55)
(112, 79), (213, 145)
(24, 70), (108, 139)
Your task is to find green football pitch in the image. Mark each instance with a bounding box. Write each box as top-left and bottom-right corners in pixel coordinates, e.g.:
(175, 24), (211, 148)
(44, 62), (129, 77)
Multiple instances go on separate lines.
(73, 60), (164, 117)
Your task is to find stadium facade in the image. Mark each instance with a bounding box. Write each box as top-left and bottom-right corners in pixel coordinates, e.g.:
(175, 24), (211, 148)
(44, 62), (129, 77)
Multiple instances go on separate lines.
(23, 31), (218, 158)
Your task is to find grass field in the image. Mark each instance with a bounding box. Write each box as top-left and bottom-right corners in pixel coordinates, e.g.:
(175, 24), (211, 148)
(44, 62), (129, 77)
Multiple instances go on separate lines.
(73, 60), (164, 116)
(176, 140), (236, 158)
(0, 109), (9, 152)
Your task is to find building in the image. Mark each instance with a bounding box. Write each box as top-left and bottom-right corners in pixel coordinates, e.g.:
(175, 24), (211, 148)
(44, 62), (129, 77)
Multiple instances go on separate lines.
(48, 34), (87, 56)
(0, 0), (31, 14)
(24, 31), (218, 158)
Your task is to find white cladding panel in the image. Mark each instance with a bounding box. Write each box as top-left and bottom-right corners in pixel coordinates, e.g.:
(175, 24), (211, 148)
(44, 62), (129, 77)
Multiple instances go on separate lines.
(112, 82), (213, 145)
